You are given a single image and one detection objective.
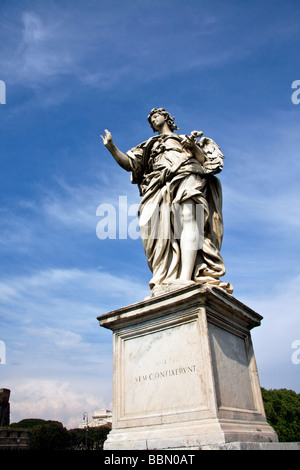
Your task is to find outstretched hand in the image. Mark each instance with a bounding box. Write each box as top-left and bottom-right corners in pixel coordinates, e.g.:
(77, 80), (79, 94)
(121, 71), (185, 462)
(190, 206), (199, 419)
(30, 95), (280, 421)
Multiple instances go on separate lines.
(100, 129), (113, 147)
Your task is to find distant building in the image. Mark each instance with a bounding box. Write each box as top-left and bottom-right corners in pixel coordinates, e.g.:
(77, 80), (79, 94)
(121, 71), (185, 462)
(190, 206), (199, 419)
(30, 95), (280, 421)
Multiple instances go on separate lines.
(0, 429), (31, 450)
(0, 388), (10, 426)
(79, 409), (112, 428)
(0, 389), (31, 449)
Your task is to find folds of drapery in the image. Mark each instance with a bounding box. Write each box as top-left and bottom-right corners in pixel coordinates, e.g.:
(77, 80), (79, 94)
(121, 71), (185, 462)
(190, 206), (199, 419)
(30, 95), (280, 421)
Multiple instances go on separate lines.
(126, 135), (233, 294)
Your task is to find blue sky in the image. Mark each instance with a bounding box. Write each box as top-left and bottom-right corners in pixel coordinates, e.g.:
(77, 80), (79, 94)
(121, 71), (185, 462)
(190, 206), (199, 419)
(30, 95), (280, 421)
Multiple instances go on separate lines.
(0, 0), (299, 428)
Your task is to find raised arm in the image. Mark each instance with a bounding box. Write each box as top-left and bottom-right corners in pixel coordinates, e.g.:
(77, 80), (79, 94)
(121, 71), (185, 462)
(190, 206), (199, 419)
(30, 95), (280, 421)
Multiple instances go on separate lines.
(100, 129), (132, 171)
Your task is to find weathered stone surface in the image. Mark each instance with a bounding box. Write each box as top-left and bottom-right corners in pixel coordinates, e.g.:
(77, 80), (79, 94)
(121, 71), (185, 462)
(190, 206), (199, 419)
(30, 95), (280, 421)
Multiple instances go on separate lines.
(101, 108), (233, 296)
(98, 284), (278, 450)
(200, 442), (300, 450)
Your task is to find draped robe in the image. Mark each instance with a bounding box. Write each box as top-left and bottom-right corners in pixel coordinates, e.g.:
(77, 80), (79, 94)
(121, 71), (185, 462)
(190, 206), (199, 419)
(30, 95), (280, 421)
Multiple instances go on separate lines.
(127, 133), (233, 294)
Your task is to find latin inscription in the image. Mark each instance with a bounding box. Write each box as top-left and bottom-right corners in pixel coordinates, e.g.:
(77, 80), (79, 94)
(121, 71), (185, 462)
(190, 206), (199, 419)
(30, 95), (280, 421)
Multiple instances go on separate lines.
(135, 364), (196, 383)
(121, 320), (207, 415)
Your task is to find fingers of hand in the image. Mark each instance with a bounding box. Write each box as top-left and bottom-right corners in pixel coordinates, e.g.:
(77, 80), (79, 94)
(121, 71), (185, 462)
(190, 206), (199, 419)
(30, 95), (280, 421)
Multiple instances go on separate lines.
(100, 129), (111, 143)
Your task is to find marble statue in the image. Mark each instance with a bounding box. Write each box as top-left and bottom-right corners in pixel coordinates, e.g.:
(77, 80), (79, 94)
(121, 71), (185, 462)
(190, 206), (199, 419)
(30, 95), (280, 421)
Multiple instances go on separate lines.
(101, 108), (233, 296)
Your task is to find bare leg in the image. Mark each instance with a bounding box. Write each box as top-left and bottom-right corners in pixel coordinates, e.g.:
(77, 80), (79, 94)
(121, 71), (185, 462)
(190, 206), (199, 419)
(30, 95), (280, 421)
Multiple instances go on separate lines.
(179, 199), (203, 280)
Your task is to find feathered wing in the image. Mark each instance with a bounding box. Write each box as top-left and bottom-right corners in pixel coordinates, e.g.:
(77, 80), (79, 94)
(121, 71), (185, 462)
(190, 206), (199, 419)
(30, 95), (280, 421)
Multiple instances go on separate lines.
(198, 136), (225, 250)
(200, 136), (224, 174)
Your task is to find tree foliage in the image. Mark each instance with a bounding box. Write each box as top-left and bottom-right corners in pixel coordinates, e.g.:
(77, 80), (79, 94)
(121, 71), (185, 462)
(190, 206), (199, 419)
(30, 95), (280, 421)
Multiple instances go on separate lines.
(262, 388), (300, 442)
(68, 425), (111, 450)
(9, 418), (62, 430)
(29, 421), (70, 450)
(9, 419), (111, 450)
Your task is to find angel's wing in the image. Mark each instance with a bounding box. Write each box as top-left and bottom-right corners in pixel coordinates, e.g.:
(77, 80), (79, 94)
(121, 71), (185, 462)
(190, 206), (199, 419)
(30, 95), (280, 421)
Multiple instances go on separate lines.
(199, 137), (224, 174)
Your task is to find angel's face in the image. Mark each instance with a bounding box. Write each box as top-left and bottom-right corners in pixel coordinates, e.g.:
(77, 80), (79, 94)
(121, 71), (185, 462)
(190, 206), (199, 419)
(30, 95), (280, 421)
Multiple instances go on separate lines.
(150, 112), (166, 131)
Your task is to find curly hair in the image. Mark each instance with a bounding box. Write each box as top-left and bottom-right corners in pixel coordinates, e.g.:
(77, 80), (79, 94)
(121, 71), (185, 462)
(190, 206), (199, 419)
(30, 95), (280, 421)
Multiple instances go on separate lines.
(147, 108), (179, 133)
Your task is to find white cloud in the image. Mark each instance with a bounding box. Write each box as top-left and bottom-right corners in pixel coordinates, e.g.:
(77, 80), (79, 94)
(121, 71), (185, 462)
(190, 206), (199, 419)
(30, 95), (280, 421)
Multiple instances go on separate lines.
(20, 12), (72, 79)
(23, 326), (82, 349)
(8, 378), (106, 429)
(0, 267), (148, 324)
(0, 206), (34, 252)
(0, 265), (148, 426)
(3, 2), (290, 98)
(40, 172), (137, 232)
(0, 162), (140, 267)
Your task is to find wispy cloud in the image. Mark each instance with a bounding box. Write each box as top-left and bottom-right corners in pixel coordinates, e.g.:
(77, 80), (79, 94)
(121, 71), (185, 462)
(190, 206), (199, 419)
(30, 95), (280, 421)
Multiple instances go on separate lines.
(0, 265), (148, 426)
(19, 12), (74, 81)
(41, 170), (138, 229)
(0, 163), (139, 263)
(10, 379), (104, 429)
(3, 2), (294, 99)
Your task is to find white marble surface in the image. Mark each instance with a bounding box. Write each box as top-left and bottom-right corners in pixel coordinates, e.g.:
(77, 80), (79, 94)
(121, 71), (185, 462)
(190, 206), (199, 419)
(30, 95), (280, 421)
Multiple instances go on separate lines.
(98, 285), (278, 449)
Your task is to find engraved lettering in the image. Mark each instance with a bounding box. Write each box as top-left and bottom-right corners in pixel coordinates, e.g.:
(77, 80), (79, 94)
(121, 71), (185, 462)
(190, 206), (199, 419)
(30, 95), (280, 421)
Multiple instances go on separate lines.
(134, 364), (197, 383)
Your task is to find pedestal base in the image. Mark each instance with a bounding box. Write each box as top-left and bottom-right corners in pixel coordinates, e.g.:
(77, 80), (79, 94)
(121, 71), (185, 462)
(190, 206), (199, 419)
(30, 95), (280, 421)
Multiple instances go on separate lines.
(98, 284), (278, 450)
(200, 442), (300, 450)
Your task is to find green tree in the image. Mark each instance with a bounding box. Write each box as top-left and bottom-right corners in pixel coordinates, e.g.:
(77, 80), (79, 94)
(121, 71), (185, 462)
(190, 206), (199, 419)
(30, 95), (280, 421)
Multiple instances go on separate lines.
(9, 418), (111, 450)
(262, 388), (300, 442)
(68, 424), (111, 450)
(68, 427), (87, 450)
(29, 421), (70, 450)
(9, 418), (62, 429)
(87, 425), (111, 450)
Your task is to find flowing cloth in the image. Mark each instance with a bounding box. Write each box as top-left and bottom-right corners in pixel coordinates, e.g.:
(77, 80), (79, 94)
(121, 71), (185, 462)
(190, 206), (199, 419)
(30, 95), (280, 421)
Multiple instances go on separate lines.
(127, 133), (233, 294)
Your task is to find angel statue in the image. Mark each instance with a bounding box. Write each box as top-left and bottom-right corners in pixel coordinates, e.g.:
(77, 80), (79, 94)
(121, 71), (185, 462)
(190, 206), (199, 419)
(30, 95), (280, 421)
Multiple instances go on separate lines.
(101, 108), (233, 296)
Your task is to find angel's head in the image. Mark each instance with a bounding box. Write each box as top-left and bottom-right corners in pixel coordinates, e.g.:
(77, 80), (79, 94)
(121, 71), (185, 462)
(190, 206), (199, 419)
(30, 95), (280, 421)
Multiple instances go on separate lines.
(147, 108), (179, 133)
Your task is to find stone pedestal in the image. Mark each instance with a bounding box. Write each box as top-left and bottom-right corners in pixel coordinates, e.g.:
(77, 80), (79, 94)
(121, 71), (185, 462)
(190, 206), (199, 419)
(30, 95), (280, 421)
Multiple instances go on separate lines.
(98, 284), (278, 450)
